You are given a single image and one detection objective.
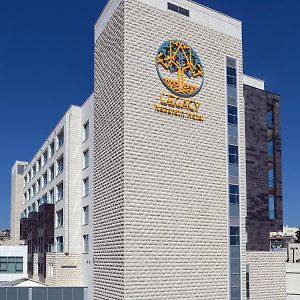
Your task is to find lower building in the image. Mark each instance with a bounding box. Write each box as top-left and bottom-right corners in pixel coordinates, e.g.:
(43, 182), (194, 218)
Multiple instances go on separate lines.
(0, 246), (27, 283)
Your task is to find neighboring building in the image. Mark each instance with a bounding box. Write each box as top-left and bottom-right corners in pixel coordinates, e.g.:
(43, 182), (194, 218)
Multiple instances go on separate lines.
(0, 246), (27, 283)
(9, 0), (286, 299)
(11, 96), (94, 295)
(11, 162), (28, 245)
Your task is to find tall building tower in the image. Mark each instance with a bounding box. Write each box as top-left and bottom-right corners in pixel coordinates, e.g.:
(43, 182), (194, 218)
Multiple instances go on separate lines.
(10, 161), (28, 245)
(93, 0), (286, 299)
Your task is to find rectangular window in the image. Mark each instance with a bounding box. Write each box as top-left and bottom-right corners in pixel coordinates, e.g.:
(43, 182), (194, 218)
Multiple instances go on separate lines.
(228, 105), (238, 126)
(49, 189), (55, 204)
(49, 164), (54, 182)
(83, 206), (89, 225)
(269, 196), (275, 220)
(268, 169), (274, 188)
(49, 141), (55, 158)
(83, 235), (89, 253)
(267, 109), (273, 126)
(37, 158), (41, 173)
(246, 265), (250, 300)
(230, 226), (240, 246)
(227, 65), (237, 87)
(56, 156), (64, 175)
(268, 140), (274, 156)
(229, 145), (239, 165)
(83, 149), (89, 169)
(36, 178), (41, 194)
(56, 236), (64, 253)
(42, 172), (47, 188)
(83, 177), (89, 197)
(83, 121), (90, 141)
(229, 185), (239, 218)
(56, 129), (64, 150)
(0, 257), (23, 273)
(167, 2), (189, 17)
(56, 182), (64, 201)
(56, 209), (63, 227)
(42, 150), (48, 167)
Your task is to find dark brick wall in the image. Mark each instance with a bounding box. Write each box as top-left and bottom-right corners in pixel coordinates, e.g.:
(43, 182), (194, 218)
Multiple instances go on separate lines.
(244, 84), (283, 251)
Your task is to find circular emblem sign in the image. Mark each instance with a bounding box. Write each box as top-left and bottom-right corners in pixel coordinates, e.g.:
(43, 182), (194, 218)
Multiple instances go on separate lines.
(156, 40), (204, 98)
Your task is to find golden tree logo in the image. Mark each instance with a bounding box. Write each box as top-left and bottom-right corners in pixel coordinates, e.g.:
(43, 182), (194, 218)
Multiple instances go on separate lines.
(156, 40), (204, 98)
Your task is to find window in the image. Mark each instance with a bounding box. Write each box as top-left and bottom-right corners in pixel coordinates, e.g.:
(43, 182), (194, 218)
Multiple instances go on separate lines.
(167, 2), (189, 17)
(30, 186), (34, 199)
(229, 145), (239, 165)
(56, 129), (64, 150)
(28, 170), (32, 181)
(246, 265), (250, 300)
(227, 65), (237, 87)
(49, 189), (55, 204)
(268, 169), (274, 188)
(268, 140), (274, 156)
(230, 226), (240, 246)
(83, 177), (89, 197)
(229, 185), (239, 217)
(83, 121), (90, 141)
(48, 263), (54, 277)
(83, 235), (89, 253)
(56, 156), (64, 175)
(0, 257), (23, 273)
(49, 141), (55, 158)
(42, 150), (48, 167)
(267, 109), (273, 126)
(56, 236), (64, 253)
(49, 164), (54, 182)
(36, 178), (41, 194)
(83, 149), (89, 169)
(228, 105), (238, 126)
(32, 165), (36, 178)
(269, 196), (275, 220)
(42, 172), (47, 188)
(56, 209), (63, 227)
(56, 182), (64, 201)
(37, 158), (41, 173)
(41, 193), (47, 205)
(83, 206), (89, 225)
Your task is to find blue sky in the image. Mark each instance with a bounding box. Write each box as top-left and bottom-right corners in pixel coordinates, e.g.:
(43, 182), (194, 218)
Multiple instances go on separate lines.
(0, 0), (299, 229)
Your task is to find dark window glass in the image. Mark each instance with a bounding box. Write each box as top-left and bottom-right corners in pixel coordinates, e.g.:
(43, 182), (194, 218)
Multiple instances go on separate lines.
(229, 145), (239, 165)
(227, 76), (237, 87)
(268, 140), (274, 156)
(168, 2), (178, 12)
(269, 196), (275, 220)
(267, 109), (273, 125)
(179, 7), (189, 17)
(227, 66), (237, 77)
(228, 105), (238, 125)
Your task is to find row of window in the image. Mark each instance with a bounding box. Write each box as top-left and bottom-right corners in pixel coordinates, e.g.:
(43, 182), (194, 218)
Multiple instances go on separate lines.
(227, 57), (241, 300)
(0, 257), (23, 273)
(21, 182), (64, 218)
(23, 120), (89, 188)
(23, 156), (64, 203)
(167, 2), (189, 17)
(24, 129), (64, 187)
(54, 206), (89, 229)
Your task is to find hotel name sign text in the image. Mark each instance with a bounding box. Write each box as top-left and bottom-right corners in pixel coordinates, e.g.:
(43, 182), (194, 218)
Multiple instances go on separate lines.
(154, 40), (205, 122)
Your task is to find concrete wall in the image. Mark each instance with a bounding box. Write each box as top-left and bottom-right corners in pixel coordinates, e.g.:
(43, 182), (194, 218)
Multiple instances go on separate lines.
(0, 246), (27, 282)
(246, 251), (286, 299)
(287, 263), (300, 299)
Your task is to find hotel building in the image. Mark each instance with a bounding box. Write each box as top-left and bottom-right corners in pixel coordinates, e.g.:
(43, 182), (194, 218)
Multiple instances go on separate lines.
(10, 0), (286, 299)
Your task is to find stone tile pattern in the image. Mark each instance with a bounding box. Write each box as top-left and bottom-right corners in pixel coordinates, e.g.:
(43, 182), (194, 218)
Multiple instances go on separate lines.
(93, 2), (125, 299)
(244, 85), (283, 251)
(94, 0), (246, 299)
(246, 251), (286, 299)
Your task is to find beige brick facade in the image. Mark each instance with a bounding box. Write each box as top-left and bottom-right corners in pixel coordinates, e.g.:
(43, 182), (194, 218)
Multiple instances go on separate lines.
(246, 251), (286, 299)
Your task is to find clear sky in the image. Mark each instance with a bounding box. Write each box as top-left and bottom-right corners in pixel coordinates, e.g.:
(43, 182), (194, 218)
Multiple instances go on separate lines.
(0, 0), (299, 229)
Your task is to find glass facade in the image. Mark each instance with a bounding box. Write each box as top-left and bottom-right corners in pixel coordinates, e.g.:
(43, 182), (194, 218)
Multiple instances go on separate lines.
(227, 57), (241, 300)
(0, 257), (23, 273)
